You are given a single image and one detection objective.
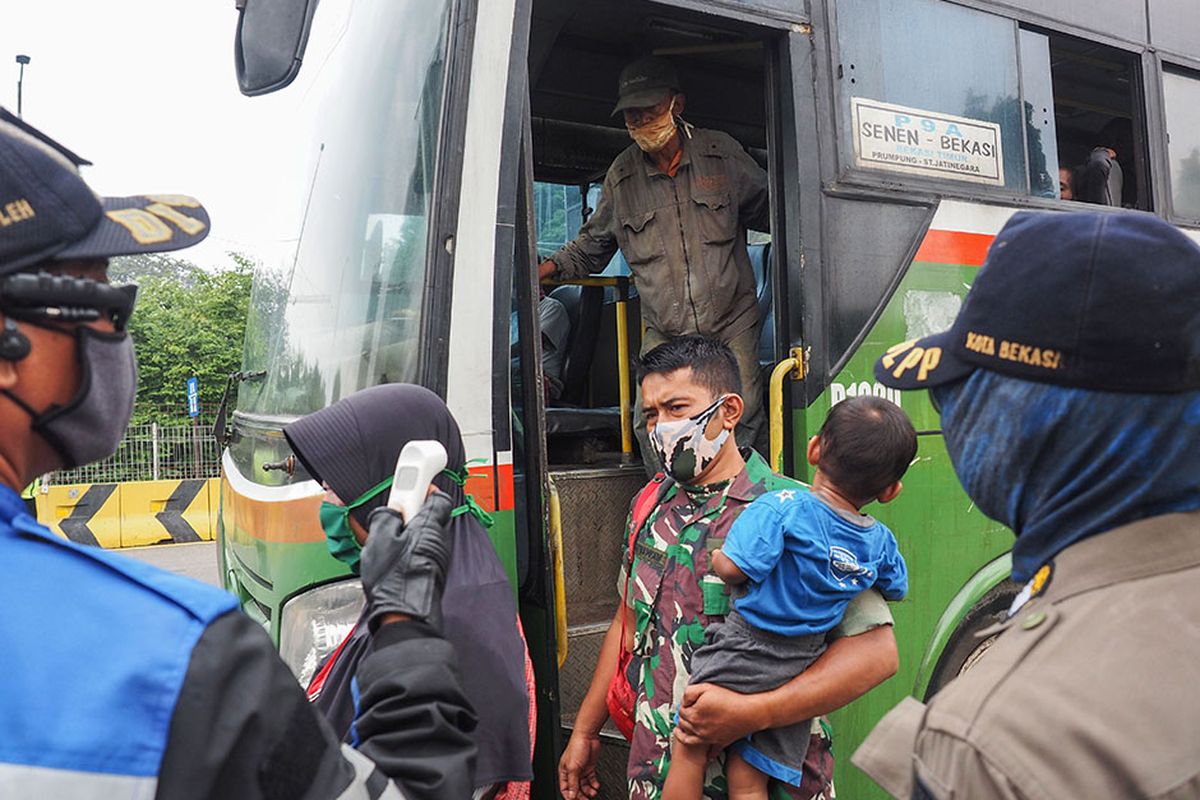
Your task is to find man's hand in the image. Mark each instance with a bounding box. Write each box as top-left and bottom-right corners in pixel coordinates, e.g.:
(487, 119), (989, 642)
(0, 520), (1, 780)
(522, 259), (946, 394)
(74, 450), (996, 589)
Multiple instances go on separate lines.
(538, 259), (557, 281)
(558, 730), (603, 799)
(361, 492), (454, 631)
(675, 682), (766, 749)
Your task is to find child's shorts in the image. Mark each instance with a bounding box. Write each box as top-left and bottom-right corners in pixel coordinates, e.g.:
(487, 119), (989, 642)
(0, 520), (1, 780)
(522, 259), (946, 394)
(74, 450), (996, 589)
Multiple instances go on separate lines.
(687, 611), (827, 787)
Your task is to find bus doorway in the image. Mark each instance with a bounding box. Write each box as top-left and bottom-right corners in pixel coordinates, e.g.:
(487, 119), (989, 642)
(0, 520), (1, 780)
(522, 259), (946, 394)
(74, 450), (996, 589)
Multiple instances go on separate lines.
(510, 1), (799, 793)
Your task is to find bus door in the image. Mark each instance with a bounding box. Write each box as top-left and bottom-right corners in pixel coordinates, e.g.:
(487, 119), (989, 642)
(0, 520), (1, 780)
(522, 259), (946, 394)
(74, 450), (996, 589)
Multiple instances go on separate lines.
(506, 0), (814, 791)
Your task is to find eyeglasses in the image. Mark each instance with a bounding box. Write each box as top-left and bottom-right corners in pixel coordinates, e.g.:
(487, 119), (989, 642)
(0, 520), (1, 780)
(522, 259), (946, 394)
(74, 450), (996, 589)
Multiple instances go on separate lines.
(0, 271), (138, 331)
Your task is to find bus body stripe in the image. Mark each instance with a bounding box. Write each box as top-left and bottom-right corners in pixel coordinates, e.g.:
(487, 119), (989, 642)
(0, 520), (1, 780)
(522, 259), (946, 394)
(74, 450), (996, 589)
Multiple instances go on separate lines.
(914, 229), (995, 267)
(221, 465), (516, 545)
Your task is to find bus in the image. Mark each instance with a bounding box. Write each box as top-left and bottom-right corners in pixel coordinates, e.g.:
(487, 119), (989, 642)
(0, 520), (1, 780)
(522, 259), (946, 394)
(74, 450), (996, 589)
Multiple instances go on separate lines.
(217, 0), (1200, 796)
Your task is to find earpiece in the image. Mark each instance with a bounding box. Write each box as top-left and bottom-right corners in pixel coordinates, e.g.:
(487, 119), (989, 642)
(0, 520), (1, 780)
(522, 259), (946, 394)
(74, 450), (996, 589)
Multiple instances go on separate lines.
(0, 319), (31, 362)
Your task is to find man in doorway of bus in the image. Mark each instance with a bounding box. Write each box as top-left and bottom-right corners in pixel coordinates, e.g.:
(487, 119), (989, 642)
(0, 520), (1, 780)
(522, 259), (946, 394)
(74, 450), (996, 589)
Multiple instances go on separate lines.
(853, 210), (1200, 799)
(558, 335), (900, 800)
(538, 56), (770, 472)
(0, 110), (478, 799)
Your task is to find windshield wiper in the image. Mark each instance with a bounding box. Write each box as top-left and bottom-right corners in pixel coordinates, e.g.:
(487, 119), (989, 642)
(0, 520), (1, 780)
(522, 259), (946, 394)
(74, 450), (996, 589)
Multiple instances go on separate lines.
(213, 370), (267, 448)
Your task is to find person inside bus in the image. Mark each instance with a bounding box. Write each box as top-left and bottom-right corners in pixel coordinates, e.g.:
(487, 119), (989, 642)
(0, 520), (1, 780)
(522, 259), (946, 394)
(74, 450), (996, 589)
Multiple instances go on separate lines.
(0, 109), (478, 799)
(559, 335), (900, 800)
(853, 210), (1200, 799)
(284, 383), (534, 800)
(1058, 165), (1076, 201)
(537, 56), (770, 473)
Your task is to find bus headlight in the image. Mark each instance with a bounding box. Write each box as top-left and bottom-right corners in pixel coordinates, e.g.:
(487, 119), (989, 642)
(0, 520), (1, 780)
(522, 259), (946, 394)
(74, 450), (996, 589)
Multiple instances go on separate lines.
(278, 578), (366, 688)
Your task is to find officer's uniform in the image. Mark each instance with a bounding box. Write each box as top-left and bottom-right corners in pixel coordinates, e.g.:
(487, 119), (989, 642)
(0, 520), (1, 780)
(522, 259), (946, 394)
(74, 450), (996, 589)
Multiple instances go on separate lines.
(856, 209), (1200, 800)
(854, 511), (1200, 799)
(0, 484), (473, 799)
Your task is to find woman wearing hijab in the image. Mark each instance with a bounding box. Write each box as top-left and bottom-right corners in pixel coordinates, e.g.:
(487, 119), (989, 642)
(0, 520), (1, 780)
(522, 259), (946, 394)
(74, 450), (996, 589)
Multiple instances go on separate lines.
(284, 384), (534, 799)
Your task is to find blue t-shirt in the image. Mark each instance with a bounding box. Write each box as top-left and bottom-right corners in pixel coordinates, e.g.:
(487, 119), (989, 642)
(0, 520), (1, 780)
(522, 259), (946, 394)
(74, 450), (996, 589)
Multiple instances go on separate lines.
(721, 488), (907, 636)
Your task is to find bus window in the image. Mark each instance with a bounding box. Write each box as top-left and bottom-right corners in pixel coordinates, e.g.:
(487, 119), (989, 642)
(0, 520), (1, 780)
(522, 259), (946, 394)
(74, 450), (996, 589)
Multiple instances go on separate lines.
(1161, 68), (1200, 221)
(835, 0), (1028, 193)
(1037, 30), (1148, 209)
(1018, 29), (1060, 199)
(534, 182), (585, 258)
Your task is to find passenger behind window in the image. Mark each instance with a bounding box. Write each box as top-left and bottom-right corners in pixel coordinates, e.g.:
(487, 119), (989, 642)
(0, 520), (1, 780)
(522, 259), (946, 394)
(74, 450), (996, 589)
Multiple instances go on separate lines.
(1059, 165), (1077, 201)
(1075, 120), (1133, 207)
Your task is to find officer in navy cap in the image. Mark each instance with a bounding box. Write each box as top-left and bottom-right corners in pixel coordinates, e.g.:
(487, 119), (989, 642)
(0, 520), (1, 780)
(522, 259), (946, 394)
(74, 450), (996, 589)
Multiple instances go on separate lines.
(0, 109), (478, 799)
(853, 210), (1200, 799)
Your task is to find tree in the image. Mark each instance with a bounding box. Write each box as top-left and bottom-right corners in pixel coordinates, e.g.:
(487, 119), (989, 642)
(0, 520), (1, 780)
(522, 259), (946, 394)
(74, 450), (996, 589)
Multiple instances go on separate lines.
(111, 253), (254, 426)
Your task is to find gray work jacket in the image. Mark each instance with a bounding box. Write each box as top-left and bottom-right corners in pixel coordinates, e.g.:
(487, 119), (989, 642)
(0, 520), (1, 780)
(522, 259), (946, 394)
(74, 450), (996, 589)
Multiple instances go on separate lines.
(549, 128), (769, 338)
(853, 510), (1200, 799)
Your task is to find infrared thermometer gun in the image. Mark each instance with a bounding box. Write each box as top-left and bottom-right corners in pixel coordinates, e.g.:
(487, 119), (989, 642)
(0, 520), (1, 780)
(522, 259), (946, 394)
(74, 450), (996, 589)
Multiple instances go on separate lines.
(387, 440), (448, 522)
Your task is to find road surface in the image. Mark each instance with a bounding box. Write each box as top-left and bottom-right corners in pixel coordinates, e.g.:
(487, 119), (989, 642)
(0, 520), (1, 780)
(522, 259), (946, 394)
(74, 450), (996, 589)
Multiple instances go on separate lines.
(120, 540), (221, 587)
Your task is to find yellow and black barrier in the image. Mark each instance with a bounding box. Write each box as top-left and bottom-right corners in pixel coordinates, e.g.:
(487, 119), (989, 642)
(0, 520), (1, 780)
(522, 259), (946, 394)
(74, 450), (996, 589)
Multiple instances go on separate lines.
(36, 478), (220, 549)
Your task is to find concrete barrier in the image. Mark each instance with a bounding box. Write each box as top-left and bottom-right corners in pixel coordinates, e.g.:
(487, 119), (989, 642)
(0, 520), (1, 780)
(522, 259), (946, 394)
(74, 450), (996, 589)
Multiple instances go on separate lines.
(36, 478), (219, 548)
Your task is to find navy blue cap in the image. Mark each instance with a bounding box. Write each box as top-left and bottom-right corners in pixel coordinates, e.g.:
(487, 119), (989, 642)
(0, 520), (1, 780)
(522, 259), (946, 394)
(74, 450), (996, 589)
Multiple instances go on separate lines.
(0, 109), (210, 276)
(875, 211), (1200, 393)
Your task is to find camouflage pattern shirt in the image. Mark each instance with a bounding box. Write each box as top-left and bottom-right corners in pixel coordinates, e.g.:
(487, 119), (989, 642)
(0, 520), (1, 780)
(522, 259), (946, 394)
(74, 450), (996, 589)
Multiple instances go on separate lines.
(619, 450), (892, 800)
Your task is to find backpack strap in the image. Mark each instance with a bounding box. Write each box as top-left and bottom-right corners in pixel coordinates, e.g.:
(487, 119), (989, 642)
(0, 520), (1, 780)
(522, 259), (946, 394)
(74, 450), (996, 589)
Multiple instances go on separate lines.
(618, 474), (675, 650)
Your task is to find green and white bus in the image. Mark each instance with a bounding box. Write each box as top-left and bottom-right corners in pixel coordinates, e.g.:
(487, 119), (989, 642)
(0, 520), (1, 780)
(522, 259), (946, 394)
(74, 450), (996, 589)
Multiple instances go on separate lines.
(217, 0), (1200, 795)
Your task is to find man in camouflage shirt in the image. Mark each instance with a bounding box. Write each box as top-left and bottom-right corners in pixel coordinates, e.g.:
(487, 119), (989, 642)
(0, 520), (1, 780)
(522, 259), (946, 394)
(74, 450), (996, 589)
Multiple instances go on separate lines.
(558, 336), (899, 800)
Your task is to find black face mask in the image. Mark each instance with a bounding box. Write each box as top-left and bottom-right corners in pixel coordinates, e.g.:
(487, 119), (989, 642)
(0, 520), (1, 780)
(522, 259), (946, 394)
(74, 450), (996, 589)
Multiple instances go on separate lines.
(4, 327), (138, 469)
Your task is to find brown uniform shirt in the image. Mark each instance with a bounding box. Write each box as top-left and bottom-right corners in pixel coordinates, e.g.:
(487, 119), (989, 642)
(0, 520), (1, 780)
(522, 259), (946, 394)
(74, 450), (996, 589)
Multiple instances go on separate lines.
(853, 511), (1200, 799)
(549, 128), (769, 338)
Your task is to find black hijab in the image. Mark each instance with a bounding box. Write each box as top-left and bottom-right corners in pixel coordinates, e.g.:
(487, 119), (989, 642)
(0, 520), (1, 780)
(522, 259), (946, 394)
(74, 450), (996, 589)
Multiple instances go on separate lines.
(284, 384), (531, 787)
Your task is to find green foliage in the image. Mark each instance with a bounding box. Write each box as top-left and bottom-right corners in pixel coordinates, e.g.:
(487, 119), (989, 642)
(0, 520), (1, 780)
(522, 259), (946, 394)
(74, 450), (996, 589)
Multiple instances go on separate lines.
(112, 252), (254, 426)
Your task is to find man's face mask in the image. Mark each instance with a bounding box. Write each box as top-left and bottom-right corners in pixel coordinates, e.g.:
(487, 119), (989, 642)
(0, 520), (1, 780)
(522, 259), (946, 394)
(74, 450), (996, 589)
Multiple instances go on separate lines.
(627, 97), (678, 153)
(650, 394), (732, 484)
(3, 327), (138, 469)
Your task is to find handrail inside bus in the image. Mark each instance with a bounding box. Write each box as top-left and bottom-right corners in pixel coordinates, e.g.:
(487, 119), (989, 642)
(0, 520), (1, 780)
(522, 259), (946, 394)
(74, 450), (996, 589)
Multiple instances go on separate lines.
(547, 476), (569, 668)
(541, 276), (635, 460)
(769, 347), (806, 473)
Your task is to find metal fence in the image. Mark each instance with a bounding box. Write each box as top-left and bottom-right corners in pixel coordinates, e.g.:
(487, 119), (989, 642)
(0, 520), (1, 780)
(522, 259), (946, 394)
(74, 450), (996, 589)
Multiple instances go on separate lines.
(50, 423), (221, 485)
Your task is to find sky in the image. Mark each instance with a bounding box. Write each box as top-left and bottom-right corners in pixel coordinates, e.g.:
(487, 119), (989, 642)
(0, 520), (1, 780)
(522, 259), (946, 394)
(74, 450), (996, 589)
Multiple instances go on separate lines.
(2, 2), (306, 273)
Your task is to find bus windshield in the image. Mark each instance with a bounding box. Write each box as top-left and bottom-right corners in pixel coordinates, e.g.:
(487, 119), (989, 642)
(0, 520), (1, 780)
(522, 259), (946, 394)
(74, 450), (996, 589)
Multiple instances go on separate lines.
(238, 0), (452, 421)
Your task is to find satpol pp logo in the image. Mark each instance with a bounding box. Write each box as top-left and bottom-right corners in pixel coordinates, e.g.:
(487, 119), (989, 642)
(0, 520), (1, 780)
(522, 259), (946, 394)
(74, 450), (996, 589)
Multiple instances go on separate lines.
(830, 546), (871, 586)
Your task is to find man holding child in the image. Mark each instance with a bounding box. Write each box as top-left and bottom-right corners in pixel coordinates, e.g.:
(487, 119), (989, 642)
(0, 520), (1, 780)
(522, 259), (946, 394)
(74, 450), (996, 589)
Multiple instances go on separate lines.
(559, 335), (907, 800)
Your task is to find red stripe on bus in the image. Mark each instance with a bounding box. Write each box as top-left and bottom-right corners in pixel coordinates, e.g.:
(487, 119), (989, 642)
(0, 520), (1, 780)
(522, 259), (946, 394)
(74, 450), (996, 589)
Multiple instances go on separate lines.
(467, 463), (515, 513)
(914, 229), (994, 267)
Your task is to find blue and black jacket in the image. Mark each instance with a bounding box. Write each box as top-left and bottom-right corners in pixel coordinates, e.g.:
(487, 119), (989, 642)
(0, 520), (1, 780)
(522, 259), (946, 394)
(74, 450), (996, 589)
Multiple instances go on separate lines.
(0, 486), (477, 800)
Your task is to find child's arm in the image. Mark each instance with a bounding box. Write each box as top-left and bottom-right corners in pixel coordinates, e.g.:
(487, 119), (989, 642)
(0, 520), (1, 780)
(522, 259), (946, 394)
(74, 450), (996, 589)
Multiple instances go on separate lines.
(711, 549), (749, 585)
(874, 535), (908, 601)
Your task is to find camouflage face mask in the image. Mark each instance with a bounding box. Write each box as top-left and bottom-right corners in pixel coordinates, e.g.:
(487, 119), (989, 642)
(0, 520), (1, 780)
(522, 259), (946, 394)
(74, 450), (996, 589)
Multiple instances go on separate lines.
(649, 394), (732, 484)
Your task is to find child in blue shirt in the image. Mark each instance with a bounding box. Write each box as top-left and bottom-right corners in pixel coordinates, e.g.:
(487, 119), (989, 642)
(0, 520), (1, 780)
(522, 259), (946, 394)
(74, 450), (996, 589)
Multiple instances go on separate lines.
(662, 395), (915, 799)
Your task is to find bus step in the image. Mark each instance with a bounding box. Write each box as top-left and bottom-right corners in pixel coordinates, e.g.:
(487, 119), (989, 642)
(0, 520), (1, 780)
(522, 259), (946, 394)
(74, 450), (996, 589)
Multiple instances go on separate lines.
(559, 622), (609, 715)
(550, 464), (647, 630)
(552, 465), (645, 798)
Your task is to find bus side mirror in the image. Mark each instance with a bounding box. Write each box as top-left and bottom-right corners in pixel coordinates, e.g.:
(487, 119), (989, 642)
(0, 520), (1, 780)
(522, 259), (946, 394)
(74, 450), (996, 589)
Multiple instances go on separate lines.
(233, 0), (319, 96)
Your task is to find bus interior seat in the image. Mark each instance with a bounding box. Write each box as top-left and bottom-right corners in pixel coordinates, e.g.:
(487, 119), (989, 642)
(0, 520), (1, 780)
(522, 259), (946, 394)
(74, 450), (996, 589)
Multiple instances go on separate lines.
(748, 241), (775, 365)
(547, 283), (604, 406)
(543, 285), (635, 444)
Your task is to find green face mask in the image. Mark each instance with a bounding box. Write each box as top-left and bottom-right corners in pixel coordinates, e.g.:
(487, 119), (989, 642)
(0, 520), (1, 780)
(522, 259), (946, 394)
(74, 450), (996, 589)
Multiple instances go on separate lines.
(318, 476), (393, 575)
(318, 461), (497, 574)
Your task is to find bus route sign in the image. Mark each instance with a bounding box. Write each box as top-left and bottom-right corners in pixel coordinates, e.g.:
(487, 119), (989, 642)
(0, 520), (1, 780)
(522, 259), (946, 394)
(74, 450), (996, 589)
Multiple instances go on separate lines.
(851, 98), (1004, 187)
